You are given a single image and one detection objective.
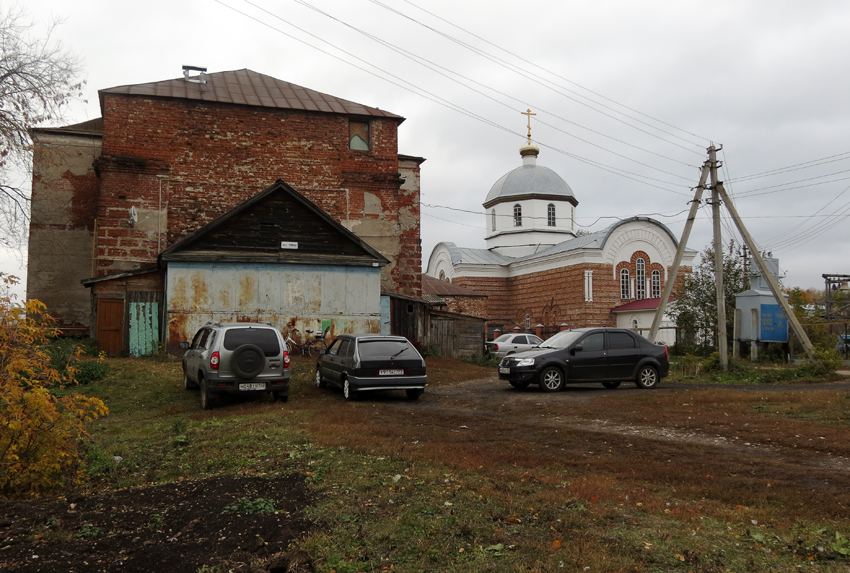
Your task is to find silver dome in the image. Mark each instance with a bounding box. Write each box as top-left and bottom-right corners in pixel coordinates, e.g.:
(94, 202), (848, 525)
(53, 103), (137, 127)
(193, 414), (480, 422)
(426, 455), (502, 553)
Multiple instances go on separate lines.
(484, 164), (575, 206)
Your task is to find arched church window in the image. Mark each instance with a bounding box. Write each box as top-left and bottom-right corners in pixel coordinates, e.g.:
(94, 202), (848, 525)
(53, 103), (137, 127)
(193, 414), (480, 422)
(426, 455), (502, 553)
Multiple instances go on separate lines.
(525, 314), (531, 330)
(636, 258), (646, 300)
(491, 209), (496, 232)
(547, 204), (556, 226)
(651, 270), (661, 298)
(620, 269), (630, 299)
(439, 270), (446, 281)
(514, 204), (522, 227)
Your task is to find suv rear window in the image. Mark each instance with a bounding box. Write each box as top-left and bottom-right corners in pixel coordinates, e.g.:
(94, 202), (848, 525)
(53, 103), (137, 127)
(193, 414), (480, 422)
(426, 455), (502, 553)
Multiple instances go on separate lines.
(223, 328), (281, 356)
(358, 339), (418, 359)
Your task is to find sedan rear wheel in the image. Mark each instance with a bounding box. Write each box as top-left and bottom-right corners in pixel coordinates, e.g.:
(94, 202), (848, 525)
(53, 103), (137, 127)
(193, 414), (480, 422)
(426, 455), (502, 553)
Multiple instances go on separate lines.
(539, 367), (565, 392)
(406, 389), (423, 400)
(343, 378), (357, 401)
(636, 365), (659, 389)
(602, 381), (621, 389)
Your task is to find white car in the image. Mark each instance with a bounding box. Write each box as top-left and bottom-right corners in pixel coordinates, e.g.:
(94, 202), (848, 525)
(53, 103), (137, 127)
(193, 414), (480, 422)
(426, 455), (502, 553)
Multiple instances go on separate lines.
(485, 333), (543, 358)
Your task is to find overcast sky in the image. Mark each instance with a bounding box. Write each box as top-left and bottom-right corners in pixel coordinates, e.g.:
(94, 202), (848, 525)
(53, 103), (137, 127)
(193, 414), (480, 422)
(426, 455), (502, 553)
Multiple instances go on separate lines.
(6, 0), (850, 297)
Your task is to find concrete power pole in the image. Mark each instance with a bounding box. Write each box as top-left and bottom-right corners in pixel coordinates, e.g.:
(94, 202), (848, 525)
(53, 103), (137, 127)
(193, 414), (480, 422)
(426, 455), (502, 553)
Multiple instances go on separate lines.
(650, 145), (818, 365)
(709, 146), (729, 372)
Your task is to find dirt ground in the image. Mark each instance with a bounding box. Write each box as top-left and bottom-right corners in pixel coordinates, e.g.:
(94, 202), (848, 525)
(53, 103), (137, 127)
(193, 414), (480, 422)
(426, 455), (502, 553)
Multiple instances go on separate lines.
(3, 364), (850, 572)
(0, 475), (316, 573)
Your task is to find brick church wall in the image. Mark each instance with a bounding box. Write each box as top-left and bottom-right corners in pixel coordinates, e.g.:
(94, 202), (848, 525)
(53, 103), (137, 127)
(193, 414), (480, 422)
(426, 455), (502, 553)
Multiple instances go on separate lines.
(454, 261), (691, 332)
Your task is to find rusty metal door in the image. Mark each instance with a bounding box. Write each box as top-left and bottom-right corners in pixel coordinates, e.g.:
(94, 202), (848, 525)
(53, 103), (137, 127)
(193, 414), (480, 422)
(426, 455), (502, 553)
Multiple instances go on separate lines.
(96, 299), (124, 356)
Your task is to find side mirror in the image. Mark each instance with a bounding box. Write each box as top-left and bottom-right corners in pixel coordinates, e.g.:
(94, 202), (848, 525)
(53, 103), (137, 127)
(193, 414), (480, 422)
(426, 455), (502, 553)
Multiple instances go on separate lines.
(180, 342), (189, 349)
(570, 344), (583, 356)
(318, 349), (327, 355)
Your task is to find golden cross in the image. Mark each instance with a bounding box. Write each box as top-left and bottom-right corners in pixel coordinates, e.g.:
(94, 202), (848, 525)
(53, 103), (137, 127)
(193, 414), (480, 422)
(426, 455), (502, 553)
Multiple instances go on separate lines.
(521, 108), (536, 142)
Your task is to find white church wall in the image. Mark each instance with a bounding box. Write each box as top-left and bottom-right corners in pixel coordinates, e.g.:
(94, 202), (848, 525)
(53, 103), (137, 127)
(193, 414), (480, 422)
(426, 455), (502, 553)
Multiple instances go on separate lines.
(615, 310), (677, 346)
(602, 222), (678, 280)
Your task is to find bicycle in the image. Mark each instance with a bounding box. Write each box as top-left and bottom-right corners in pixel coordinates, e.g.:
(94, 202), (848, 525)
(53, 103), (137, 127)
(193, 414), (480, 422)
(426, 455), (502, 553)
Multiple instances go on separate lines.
(284, 327), (329, 357)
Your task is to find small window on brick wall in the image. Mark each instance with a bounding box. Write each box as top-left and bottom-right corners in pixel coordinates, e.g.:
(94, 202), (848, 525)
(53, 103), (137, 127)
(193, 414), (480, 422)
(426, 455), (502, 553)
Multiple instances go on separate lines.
(349, 120), (370, 151)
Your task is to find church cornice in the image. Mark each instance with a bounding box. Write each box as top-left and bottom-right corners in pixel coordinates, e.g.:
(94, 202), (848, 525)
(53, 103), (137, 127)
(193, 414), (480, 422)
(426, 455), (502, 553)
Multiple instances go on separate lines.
(483, 193), (579, 210)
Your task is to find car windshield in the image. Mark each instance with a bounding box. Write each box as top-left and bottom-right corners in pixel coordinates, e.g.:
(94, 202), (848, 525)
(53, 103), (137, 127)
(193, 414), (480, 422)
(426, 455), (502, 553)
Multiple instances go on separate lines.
(358, 339), (418, 359)
(223, 328), (280, 355)
(539, 330), (586, 349)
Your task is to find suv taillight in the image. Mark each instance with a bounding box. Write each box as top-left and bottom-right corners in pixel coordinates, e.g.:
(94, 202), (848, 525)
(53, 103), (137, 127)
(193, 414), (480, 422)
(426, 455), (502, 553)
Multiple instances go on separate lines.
(210, 351), (220, 370)
(283, 349), (290, 368)
(665, 346), (669, 359)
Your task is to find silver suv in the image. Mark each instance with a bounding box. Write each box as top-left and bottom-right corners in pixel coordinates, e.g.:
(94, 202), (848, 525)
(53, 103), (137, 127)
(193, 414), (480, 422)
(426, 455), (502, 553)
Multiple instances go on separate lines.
(181, 322), (291, 409)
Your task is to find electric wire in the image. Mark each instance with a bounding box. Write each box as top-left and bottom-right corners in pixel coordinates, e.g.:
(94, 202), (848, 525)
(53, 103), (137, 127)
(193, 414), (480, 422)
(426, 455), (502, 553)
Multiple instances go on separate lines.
(760, 183), (850, 247)
(224, 0), (693, 195)
(728, 151), (850, 183)
(381, 0), (710, 149)
(295, 0), (698, 176)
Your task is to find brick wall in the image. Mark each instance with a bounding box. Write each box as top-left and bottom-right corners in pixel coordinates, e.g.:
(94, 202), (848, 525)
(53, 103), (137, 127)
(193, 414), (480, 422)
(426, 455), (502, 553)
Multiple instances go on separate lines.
(454, 261), (691, 331)
(94, 95), (420, 296)
(441, 295), (488, 317)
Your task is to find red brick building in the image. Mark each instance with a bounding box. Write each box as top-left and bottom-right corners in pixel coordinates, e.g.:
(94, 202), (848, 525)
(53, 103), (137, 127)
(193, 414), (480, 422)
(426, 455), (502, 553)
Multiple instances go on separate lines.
(28, 68), (423, 349)
(425, 141), (693, 344)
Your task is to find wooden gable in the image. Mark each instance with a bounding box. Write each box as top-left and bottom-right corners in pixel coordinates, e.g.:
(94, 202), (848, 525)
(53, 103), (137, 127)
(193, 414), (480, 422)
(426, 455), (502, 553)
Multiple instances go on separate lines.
(160, 180), (389, 267)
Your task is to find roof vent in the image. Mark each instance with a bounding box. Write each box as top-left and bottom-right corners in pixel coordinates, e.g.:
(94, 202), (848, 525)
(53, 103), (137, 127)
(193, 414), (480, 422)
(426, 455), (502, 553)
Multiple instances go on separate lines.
(182, 65), (207, 83)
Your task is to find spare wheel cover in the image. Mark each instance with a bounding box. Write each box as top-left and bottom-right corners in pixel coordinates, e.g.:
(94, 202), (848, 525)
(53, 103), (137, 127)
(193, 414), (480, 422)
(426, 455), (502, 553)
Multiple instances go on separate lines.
(231, 344), (265, 379)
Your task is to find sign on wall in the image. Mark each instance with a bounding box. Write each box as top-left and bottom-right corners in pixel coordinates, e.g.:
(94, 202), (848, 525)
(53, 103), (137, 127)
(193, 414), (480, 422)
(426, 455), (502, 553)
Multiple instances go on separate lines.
(760, 304), (788, 342)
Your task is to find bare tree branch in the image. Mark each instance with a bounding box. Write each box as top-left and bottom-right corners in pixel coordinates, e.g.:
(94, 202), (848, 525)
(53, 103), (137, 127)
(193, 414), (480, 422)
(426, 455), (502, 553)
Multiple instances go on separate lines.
(0, 6), (83, 249)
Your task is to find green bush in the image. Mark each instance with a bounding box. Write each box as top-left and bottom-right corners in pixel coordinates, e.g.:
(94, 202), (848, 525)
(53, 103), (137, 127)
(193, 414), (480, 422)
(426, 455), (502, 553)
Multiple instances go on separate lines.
(73, 360), (109, 384)
(46, 337), (98, 374)
(799, 348), (842, 377)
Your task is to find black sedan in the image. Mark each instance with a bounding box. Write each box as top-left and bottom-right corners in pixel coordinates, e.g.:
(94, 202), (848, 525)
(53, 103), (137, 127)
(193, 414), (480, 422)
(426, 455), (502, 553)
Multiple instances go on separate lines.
(315, 333), (427, 400)
(498, 327), (668, 391)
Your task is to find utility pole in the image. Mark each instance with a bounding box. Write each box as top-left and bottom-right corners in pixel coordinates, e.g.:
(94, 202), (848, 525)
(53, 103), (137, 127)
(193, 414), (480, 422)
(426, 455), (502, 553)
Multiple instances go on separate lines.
(709, 146), (728, 372)
(649, 160), (710, 341)
(716, 182), (817, 361)
(651, 145), (818, 365)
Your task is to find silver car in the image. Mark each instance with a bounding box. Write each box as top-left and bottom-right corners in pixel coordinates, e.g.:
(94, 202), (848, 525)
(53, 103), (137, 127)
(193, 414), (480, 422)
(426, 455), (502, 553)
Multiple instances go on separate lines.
(485, 333), (544, 358)
(181, 322), (291, 409)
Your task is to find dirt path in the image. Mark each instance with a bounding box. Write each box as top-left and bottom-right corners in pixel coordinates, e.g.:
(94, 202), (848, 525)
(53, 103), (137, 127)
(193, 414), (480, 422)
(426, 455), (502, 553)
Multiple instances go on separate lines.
(361, 374), (850, 501)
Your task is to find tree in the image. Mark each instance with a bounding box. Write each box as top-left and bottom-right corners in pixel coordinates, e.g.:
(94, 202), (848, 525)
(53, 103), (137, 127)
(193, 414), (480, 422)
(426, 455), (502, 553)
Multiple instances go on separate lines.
(669, 241), (747, 354)
(0, 274), (107, 496)
(0, 7), (83, 249)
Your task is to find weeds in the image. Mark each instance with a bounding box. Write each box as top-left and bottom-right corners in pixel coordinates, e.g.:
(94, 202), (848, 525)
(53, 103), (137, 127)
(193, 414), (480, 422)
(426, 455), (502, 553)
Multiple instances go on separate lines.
(222, 497), (276, 515)
(75, 523), (102, 539)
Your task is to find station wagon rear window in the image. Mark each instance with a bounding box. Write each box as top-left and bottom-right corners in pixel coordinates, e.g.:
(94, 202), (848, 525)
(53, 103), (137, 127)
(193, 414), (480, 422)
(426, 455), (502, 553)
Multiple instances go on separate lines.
(223, 328), (280, 355)
(358, 340), (418, 359)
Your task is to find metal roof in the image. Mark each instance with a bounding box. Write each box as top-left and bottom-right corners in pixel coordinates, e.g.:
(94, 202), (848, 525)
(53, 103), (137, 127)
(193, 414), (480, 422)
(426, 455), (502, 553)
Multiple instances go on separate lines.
(610, 296), (676, 313)
(484, 164), (575, 206)
(99, 69), (404, 121)
(422, 274), (487, 297)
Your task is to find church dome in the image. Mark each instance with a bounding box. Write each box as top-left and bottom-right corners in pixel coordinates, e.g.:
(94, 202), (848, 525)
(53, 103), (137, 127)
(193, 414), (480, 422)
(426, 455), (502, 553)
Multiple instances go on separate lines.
(484, 164), (575, 206)
(483, 144), (576, 207)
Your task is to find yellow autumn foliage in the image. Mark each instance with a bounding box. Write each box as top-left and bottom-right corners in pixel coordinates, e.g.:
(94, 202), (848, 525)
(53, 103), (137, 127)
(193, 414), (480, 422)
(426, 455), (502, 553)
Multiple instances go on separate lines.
(0, 274), (108, 497)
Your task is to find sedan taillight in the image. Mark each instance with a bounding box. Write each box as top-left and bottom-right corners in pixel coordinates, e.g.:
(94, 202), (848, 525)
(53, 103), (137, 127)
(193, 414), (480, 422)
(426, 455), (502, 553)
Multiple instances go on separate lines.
(283, 349), (290, 368)
(494, 343), (499, 351)
(210, 351), (220, 370)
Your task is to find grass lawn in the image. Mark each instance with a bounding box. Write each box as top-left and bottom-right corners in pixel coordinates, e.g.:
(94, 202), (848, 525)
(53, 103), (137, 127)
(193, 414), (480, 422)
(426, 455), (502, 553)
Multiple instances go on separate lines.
(48, 355), (850, 572)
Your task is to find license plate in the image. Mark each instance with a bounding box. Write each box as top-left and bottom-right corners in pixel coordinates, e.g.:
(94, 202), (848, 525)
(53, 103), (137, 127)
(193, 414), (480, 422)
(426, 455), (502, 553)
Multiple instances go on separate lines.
(239, 383), (266, 391)
(379, 369), (404, 376)
(499, 367), (510, 374)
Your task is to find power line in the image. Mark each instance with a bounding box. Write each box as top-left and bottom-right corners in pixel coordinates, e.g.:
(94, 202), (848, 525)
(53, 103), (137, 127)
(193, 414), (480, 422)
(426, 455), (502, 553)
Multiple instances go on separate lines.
(727, 151), (850, 183)
(220, 0), (695, 196)
(385, 0), (711, 149)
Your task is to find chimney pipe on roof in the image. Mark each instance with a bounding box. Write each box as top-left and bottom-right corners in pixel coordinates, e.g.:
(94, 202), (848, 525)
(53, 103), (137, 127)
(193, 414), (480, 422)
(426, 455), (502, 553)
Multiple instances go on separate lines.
(182, 65), (207, 83)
